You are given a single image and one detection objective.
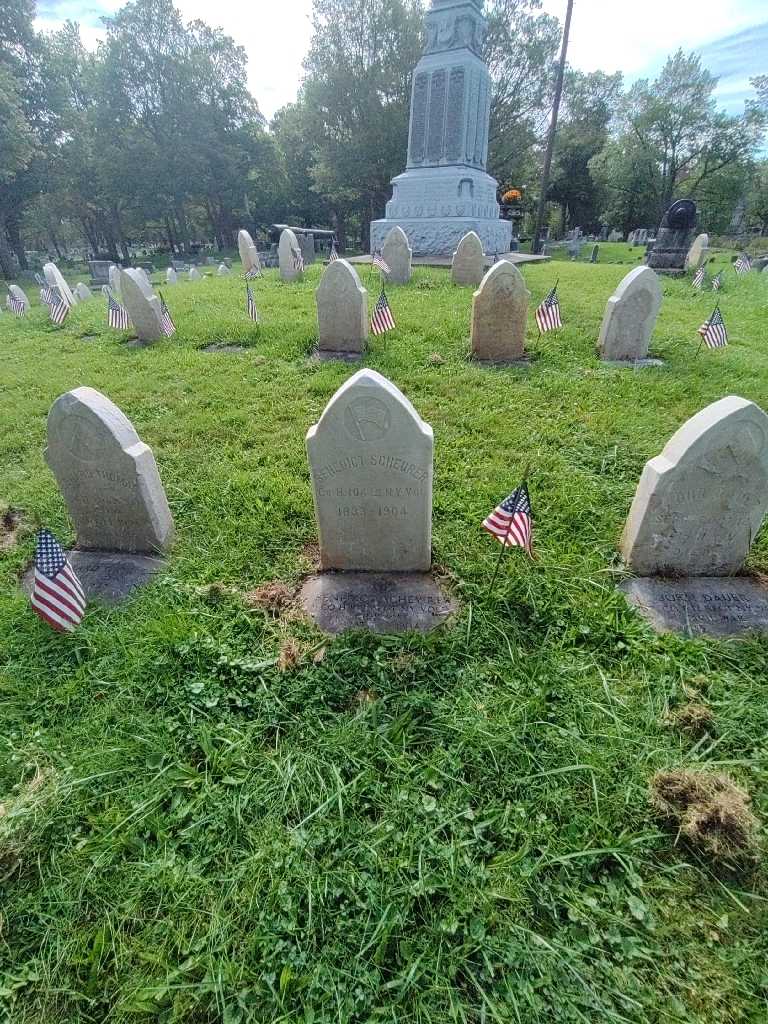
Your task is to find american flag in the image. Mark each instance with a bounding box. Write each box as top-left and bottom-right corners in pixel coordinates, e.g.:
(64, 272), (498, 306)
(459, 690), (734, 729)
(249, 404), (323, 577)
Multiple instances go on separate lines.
(246, 282), (259, 321)
(372, 251), (390, 275)
(370, 288), (395, 335)
(328, 242), (339, 262)
(711, 271), (724, 291)
(30, 529), (86, 632)
(292, 247), (305, 273)
(691, 264), (707, 290)
(49, 292), (70, 326)
(159, 293), (175, 336)
(535, 283), (562, 333)
(482, 482), (533, 554)
(734, 253), (751, 275)
(697, 305), (728, 349)
(40, 285), (57, 307)
(245, 265), (261, 280)
(107, 292), (130, 329)
(7, 294), (26, 316)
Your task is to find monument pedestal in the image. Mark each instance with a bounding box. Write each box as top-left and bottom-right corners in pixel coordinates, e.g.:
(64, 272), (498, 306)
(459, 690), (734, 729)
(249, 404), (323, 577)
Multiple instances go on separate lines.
(620, 577), (768, 637)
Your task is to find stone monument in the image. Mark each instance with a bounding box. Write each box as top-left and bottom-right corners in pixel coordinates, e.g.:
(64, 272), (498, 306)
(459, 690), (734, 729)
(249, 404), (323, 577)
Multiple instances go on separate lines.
(238, 229), (262, 277)
(34, 386), (174, 602)
(451, 230), (485, 285)
(470, 260), (529, 364)
(299, 368), (455, 633)
(279, 228), (303, 282)
(685, 233), (709, 271)
(619, 396), (768, 636)
(43, 262), (77, 307)
(118, 269), (164, 344)
(315, 259), (369, 361)
(646, 199), (696, 274)
(109, 265), (121, 295)
(370, 0), (512, 257)
(189, 267), (202, 281)
(166, 268), (177, 284)
(8, 284), (30, 312)
(382, 227), (412, 284)
(597, 266), (662, 365)
(74, 282), (93, 301)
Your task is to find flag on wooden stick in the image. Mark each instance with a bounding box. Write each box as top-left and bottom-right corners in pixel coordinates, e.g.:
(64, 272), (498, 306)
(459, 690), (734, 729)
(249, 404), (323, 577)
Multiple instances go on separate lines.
(30, 529), (86, 632)
(535, 282), (562, 333)
(482, 481), (533, 555)
(691, 264), (707, 290)
(370, 288), (395, 335)
(7, 295), (26, 316)
(159, 293), (176, 336)
(246, 283), (259, 322)
(697, 305), (728, 349)
(372, 251), (390, 275)
(734, 253), (752, 275)
(107, 291), (130, 329)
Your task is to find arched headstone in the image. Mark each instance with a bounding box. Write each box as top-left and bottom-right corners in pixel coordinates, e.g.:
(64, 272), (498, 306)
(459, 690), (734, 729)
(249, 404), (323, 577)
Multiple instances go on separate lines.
(8, 284), (30, 311)
(74, 282), (93, 301)
(452, 231), (485, 286)
(278, 228), (303, 282)
(217, 263), (231, 276)
(237, 229), (261, 277)
(43, 262), (77, 307)
(316, 259), (369, 358)
(108, 265), (121, 296)
(382, 226), (412, 284)
(188, 267), (202, 281)
(597, 266), (662, 363)
(118, 269), (164, 344)
(685, 233), (709, 271)
(166, 267), (178, 284)
(470, 260), (529, 363)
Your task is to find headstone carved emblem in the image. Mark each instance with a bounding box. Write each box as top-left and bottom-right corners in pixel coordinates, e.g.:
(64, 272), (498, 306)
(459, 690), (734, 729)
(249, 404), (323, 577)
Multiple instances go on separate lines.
(344, 397), (391, 442)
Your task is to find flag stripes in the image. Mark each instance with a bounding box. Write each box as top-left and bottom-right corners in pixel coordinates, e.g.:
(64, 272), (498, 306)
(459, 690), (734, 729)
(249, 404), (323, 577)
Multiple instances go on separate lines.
(30, 529), (86, 633)
(697, 305), (728, 349)
(535, 283), (562, 332)
(482, 482), (533, 555)
(370, 289), (395, 335)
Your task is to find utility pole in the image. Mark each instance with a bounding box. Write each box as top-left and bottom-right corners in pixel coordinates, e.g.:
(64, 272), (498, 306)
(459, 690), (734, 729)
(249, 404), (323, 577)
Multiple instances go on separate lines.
(532, 0), (574, 255)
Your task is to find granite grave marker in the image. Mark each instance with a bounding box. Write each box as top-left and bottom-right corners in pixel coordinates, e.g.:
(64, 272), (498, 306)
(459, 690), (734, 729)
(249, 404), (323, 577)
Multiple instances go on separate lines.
(315, 259), (369, 360)
(597, 266), (662, 364)
(470, 260), (529, 364)
(452, 231), (485, 286)
(382, 226), (412, 285)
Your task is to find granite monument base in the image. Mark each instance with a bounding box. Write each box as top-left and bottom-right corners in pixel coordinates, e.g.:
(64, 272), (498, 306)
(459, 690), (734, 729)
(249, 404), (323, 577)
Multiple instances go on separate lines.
(603, 358), (665, 369)
(313, 348), (364, 364)
(372, 216), (513, 259)
(620, 577), (768, 637)
(471, 353), (532, 369)
(299, 572), (456, 634)
(24, 550), (166, 605)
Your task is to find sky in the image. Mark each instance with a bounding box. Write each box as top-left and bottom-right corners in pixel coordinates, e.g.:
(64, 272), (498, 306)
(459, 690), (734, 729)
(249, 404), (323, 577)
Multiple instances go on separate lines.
(35, 0), (767, 121)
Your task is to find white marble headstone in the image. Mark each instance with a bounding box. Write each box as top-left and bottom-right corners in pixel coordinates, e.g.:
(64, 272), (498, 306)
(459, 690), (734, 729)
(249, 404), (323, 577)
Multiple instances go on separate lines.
(278, 228), (303, 282)
(316, 259), (369, 355)
(470, 260), (529, 362)
(306, 368), (433, 572)
(118, 269), (163, 343)
(43, 262), (77, 307)
(108, 265), (121, 296)
(217, 263), (230, 276)
(597, 266), (662, 362)
(452, 231), (485, 286)
(8, 284), (30, 311)
(46, 386), (174, 554)
(685, 233), (709, 271)
(188, 267), (202, 281)
(74, 282), (93, 301)
(621, 396), (768, 576)
(237, 229), (261, 277)
(381, 226), (412, 285)
(166, 268), (177, 285)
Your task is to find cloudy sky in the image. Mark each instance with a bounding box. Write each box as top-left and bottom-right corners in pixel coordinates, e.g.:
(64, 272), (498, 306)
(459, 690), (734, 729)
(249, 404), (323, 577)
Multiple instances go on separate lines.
(35, 0), (767, 121)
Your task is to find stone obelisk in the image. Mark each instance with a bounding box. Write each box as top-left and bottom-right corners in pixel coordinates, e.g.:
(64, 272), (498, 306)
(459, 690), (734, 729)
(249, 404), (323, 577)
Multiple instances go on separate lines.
(370, 0), (511, 258)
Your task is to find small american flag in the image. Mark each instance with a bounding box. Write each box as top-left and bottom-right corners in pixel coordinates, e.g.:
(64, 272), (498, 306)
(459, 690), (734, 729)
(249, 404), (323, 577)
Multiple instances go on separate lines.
(246, 283), (259, 321)
(292, 247), (305, 273)
(371, 289), (395, 335)
(328, 242), (339, 262)
(482, 482), (533, 554)
(159, 293), (175, 336)
(698, 305), (728, 349)
(734, 253), (751, 275)
(40, 286), (57, 307)
(30, 529), (86, 632)
(245, 263), (262, 280)
(107, 292), (130, 329)
(711, 271), (724, 291)
(691, 264), (707, 290)
(535, 283), (562, 333)
(49, 292), (70, 326)
(372, 251), (390, 275)
(7, 294), (26, 316)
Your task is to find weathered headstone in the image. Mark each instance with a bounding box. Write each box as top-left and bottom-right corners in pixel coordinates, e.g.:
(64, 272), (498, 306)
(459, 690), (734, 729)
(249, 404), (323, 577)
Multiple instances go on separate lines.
(188, 267), (202, 281)
(590, 244), (599, 263)
(8, 284), (30, 311)
(74, 282), (93, 301)
(382, 226), (412, 284)
(124, 267), (153, 300)
(237, 229), (262, 277)
(300, 368), (454, 633)
(646, 200), (696, 274)
(118, 269), (163, 344)
(217, 263), (231, 276)
(470, 260), (529, 364)
(597, 266), (662, 364)
(685, 233), (709, 271)
(166, 267), (178, 285)
(43, 262), (77, 307)
(315, 259), (369, 360)
(619, 396), (768, 636)
(108, 265), (121, 295)
(278, 228), (303, 282)
(452, 231), (485, 286)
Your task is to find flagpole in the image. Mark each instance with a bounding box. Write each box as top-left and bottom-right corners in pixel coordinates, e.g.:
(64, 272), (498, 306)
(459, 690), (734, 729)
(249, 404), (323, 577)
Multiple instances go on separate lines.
(486, 462), (531, 598)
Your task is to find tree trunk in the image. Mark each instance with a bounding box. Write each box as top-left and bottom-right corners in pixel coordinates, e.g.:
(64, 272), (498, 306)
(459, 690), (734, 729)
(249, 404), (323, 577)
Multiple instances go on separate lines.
(6, 212), (27, 269)
(175, 203), (191, 253)
(48, 223), (63, 260)
(0, 214), (17, 279)
(164, 216), (176, 252)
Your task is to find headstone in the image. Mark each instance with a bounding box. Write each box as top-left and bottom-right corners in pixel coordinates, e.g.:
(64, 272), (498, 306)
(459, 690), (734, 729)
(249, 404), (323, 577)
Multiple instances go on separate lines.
(306, 368), (432, 572)
(108, 265), (121, 295)
(299, 233), (315, 266)
(74, 282), (93, 301)
(124, 267), (154, 299)
(237, 229), (262, 277)
(381, 226), (412, 284)
(452, 231), (485, 286)
(609, 229), (623, 242)
(278, 228), (303, 282)
(217, 263), (231, 276)
(621, 396), (768, 577)
(43, 262), (77, 307)
(685, 233), (709, 271)
(8, 284), (30, 311)
(118, 269), (164, 344)
(101, 285), (111, 299)
(590, 244), (599, 263)
(315, 259), (369, 359)
(166, 267), (178, 284)
(597, 266), (662, 364)
(470, 260), (529, 364)
(646, 200), (696, 274)
(188, 267), (202, 281)
(45, 386), (174, 555)
(88, 261), (112, 285)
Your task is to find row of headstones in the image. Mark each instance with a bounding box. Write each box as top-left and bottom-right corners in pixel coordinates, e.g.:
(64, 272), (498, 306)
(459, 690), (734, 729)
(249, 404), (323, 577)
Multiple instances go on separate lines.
(35, 377), (768, 631)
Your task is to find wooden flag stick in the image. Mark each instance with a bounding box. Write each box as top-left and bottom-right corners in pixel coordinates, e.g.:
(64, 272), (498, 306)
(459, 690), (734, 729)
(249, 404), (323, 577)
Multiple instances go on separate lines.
(486, 462), (532, 598)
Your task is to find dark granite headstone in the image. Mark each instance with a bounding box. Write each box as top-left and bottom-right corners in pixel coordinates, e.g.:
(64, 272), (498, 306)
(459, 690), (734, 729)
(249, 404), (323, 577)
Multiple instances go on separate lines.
(646, 200), (696, 274)
(620, 577), (768, 637)
(24, 550), (165, 605)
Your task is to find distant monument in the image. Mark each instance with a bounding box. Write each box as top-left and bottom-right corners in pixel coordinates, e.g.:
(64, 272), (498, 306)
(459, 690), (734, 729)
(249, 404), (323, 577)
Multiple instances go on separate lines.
(646, 199), (696, 275)
(370, 0), (512, 258)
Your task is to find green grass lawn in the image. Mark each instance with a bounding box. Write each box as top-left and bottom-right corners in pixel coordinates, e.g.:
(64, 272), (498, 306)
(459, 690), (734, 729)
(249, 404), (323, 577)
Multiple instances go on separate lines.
(1, 255), (767, 1023)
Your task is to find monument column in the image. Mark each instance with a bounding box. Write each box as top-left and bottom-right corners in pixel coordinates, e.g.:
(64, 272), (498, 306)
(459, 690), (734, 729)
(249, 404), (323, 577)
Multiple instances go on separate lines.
(371, 0), (511, 258)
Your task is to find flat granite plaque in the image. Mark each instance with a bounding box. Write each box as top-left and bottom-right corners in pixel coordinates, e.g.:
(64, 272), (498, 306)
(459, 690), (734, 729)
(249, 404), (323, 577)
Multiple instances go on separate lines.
(23, 550), (166, 605)
(299, 572), (456, 634)
(620, 577), (768, 637)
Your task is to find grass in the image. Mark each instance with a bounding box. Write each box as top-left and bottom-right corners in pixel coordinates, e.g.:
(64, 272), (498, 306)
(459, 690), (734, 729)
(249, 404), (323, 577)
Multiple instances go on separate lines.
(1, 253), (768, 1023)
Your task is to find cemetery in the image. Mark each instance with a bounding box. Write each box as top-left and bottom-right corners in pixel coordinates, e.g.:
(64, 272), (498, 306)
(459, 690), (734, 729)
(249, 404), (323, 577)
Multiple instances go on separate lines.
(2, 0), (768, 1020)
